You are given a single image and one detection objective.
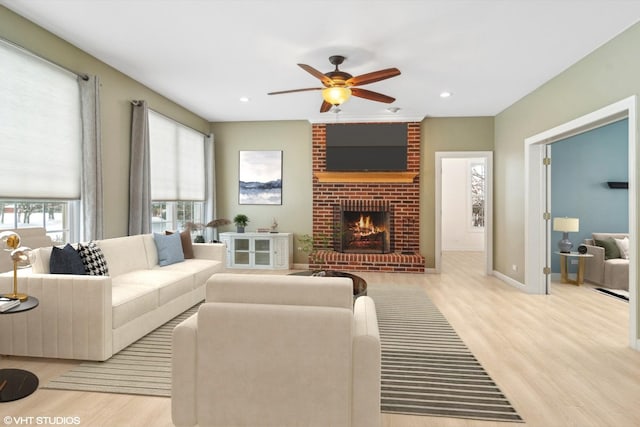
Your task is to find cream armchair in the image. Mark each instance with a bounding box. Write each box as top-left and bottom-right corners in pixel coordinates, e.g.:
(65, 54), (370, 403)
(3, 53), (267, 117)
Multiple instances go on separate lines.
(583, 232), (629, 290)
(171, 273), (381, 427)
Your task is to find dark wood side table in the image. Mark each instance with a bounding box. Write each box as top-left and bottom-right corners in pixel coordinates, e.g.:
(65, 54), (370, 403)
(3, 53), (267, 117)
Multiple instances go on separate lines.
(0, 296), (39, 403)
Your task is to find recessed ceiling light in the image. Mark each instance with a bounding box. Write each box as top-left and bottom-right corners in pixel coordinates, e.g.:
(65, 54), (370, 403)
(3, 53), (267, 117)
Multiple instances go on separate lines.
(440, 91), (452, 98)
(239, 96), (250, 103)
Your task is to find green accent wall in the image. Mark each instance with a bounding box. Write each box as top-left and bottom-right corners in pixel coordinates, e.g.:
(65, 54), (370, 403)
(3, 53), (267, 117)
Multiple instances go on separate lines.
(495, 22), (640, 336)
(420, 117), (495, 267)
(209, 121), (312, 265)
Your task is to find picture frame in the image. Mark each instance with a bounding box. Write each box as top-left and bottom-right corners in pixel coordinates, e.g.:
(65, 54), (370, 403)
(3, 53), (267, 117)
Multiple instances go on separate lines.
(239, 150), (282, 205)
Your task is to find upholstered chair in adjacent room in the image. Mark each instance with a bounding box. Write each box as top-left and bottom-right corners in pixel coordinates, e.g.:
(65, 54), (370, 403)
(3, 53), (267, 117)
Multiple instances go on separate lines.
(171, 273), (381, 427)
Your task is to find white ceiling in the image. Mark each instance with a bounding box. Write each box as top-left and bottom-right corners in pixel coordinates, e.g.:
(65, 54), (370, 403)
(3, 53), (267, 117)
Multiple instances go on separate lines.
(3, 0), (640, 123)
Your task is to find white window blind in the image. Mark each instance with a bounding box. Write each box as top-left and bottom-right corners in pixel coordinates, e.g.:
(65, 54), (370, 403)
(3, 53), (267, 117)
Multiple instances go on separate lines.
(149, 111), (205, 201)
(0, 40), (81, 199)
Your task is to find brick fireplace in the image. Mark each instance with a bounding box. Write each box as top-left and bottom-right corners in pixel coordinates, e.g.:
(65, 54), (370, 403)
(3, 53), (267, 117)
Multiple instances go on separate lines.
(311, 122), (425, 273)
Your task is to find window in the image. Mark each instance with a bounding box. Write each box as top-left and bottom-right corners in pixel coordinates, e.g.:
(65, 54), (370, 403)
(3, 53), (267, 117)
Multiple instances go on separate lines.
(0, 40), (82, 241)
(0, 201), (78, 244)
(151, 201), (204, 234)
(148, 111), (207, 233)
(470, 162), (485, 229)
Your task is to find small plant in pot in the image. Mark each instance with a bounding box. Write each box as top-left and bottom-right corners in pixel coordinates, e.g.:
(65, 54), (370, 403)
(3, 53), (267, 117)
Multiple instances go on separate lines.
(233, 214), (249, 233)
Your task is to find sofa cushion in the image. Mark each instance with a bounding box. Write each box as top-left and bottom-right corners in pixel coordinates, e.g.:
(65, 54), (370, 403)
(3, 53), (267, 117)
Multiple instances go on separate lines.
(595, 238), (621, 260)
(603, 258), (630, 290)
(97, 235), (150, 277)
(112, 269), (194, 324)
(153, 232), (185, 266)
(111, 282), (159, 329)
(615, 237), (630, 259)
(166, 230), (194, 259)
(78, 241), (109, 276)
(155, 258), (222, 289)
(50, 243), (86, 275)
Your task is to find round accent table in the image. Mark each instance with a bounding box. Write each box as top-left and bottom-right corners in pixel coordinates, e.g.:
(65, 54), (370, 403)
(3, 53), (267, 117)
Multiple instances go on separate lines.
(554, 252), (594, 285)
(0, 296), (40, 403)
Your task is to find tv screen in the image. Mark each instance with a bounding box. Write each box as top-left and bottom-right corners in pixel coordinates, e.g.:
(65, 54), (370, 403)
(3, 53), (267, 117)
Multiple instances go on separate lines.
(325, 123), (407, 171)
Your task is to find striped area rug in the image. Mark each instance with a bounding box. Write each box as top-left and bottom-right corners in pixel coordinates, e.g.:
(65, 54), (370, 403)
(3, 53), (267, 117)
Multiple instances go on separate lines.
(369, 285), (523, 422)
(44, 286), (522, 423)
(43, 304), (200, 396)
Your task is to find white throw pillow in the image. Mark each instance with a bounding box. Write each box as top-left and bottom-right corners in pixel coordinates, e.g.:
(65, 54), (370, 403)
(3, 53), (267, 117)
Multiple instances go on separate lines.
(615, 237), (630, 260)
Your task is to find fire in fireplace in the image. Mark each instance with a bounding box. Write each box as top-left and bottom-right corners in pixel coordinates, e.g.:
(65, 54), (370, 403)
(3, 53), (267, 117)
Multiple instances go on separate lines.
(337, 200), (391, 254)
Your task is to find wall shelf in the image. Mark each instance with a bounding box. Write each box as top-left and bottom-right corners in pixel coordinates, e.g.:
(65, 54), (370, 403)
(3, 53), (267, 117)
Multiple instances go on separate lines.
(314, 171), (418, 183)
(607, 181), (628, 189)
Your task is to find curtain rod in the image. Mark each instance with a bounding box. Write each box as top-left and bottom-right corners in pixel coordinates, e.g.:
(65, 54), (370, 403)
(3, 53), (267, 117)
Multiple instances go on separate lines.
(0, 36), (89, 80)
(131, 100), (209, 137)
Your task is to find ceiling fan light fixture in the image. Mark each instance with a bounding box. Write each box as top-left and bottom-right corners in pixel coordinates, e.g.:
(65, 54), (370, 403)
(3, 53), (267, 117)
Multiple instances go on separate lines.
(322, 86), (351, 106)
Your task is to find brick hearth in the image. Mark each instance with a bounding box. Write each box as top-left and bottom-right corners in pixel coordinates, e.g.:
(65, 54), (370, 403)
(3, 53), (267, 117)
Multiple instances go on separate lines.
(311, 122), (425, 273)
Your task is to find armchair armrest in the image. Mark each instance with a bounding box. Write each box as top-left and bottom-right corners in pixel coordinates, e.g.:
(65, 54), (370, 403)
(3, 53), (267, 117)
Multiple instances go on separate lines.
(192, 242), (226, 265)
(0, 272), (112, 360)
(352, 296), (381, 427)
(172, 312), (199, 427)
(583, 244), (605, 285)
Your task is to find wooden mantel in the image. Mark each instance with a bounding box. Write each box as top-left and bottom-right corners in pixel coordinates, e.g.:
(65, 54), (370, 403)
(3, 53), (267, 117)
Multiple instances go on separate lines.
(314, 171), (418, 183)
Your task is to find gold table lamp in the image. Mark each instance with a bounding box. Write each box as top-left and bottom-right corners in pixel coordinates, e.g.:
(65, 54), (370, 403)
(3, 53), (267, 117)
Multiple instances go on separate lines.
(1, 231), (32, 302)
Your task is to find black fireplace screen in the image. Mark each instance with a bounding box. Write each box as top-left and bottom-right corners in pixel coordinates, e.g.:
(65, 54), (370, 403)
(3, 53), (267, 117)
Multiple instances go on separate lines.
(335, 201), (391, 254)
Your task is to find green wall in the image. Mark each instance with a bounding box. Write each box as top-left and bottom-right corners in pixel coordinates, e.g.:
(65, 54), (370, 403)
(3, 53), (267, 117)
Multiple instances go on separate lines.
(210, 121), (312, 264)
(420, 117), (495, 267)
(494, 21), (640, 283)
(494, 21), (640, 340)
(210, 118), (494, 267)
(0, 6), (209, 238)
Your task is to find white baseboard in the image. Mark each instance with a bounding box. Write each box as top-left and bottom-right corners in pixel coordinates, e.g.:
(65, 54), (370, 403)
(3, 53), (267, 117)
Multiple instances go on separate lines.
(493, 270), (525, 289)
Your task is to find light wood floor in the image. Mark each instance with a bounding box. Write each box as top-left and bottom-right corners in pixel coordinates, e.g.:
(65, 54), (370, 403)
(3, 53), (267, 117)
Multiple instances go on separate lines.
(2, 252), (640, 427)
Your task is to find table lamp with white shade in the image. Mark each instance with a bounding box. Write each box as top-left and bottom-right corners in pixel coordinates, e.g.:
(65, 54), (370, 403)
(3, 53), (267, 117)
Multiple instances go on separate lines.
(553, 217), (579, 253)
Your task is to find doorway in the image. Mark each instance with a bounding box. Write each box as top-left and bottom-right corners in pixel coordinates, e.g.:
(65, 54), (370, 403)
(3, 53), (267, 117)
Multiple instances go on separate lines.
(435, 151), (493, 274)
(524, 96), (638, 349)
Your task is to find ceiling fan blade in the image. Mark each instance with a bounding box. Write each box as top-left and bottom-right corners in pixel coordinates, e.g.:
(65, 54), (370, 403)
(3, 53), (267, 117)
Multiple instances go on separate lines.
(268, 87), (323, 95)
(351, 88), (396, 103)
(298, 63), (333, 86)
(346, 68), (401, 86)
(320, 100), (333, 113)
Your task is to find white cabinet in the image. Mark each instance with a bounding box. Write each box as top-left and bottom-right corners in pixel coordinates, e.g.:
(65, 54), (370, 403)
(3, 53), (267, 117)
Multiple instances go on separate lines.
(219, 232), (293, 269)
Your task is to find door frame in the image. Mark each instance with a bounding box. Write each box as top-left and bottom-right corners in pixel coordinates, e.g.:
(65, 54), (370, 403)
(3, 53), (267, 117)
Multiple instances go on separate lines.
(435, 151), (493, 274)
(524, 95), (638, 349)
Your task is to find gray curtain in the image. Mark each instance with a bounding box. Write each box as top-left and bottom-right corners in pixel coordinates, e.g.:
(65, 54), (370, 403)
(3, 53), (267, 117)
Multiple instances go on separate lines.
(129, 100), (152, 235)
(78, 75), (104, 241)
(205, 133), (216, 241)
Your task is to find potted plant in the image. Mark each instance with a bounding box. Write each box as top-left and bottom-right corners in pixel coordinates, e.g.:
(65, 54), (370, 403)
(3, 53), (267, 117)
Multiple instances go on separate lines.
(233, 214), (249, 233)
(297, 232), (332, 271)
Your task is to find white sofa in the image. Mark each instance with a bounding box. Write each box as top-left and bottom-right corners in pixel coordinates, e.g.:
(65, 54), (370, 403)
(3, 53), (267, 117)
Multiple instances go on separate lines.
(172, 273), (381, 427)
(0, 233), (225, 361)
(583, 232), (629, 290)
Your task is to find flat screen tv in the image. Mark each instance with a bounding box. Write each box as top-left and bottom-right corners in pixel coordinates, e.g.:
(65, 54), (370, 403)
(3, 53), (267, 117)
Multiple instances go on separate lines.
(325, 123), (407, 171)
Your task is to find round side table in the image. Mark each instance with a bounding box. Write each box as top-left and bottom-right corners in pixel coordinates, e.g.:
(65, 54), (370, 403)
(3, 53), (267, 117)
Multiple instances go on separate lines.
(0, 296), (39, 403)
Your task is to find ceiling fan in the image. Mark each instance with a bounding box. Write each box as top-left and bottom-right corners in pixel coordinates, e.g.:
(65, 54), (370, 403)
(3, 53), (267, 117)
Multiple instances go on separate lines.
(268, 55), (401, 112)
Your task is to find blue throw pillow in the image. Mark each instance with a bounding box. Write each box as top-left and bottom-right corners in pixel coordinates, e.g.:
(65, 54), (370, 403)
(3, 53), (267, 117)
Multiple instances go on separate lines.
(50, 243), (87, 275)
(153, 232), (185, 266)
